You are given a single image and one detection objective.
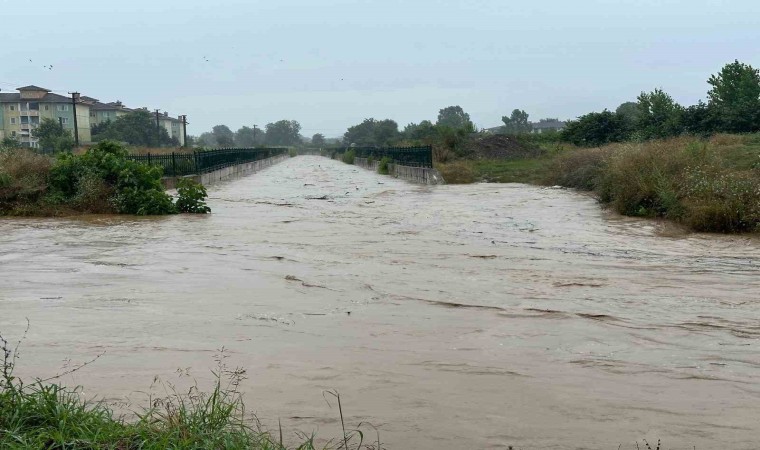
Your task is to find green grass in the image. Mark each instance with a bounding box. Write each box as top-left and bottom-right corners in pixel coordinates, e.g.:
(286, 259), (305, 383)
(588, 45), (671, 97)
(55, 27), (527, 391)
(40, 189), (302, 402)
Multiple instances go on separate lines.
(470, 158), (553, 184)
(0, 333), (375, 450)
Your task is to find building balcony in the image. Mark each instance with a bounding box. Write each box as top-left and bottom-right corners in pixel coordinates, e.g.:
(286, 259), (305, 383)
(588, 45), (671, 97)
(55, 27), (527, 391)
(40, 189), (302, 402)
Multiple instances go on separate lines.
(19, 110), (40, 116)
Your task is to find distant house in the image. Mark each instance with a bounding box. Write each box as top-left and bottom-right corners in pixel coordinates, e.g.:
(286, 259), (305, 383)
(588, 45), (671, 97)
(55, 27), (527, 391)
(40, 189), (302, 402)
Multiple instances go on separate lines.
(0, 85), (92, 147)
(531, 120), (566, 134)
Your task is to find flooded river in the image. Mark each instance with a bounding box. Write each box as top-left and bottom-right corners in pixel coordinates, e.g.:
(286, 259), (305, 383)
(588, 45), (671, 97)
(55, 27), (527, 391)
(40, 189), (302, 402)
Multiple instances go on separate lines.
(1, 156), (759, 449)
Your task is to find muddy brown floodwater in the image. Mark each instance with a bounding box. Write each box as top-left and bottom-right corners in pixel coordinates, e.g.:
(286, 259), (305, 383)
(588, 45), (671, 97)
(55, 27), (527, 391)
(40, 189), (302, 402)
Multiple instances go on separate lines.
(1, 156), (759, 449)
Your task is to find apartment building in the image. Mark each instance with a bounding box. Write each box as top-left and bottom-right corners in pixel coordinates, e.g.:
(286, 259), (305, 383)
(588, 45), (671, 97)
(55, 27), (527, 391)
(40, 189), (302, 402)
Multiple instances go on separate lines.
(0, 85), (92, 147)
(1, 85), (187, 148)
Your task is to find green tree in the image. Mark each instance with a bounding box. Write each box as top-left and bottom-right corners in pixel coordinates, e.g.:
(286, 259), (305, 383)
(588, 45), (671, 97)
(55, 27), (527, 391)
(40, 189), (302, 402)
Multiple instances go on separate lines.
(343, 118), (400, 147)
(707, 60), (760, 132)
(502, 109), (532, 134)
(311, 133), (326, 146)
(680, 101), (717, 136)
(94, 110), (172, 147)
(32, 118), (75, 153)
(436, 106), (472, 129)
(561, 110), (629, 147)
(615, 101), (639, 131)
(264, 120), (302, 146)
(636, 88), (683, 139)
(212, 125), (235, 147)
(234, 126), (257, 147)
(403, 120), (438, 142)
(196, 132), (216, 147)
(1, 135), (22, 150)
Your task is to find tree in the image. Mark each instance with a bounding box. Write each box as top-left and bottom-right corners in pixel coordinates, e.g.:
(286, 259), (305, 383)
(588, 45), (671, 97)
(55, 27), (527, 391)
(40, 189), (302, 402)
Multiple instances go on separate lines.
(311, 133), (326, 146)
(196, 132), (216, 147)
(615, 102), (639, 131)
(436, 106), (472, 129)
(343, 118), (400, 147)
(707, 60), (760, 132)
(561, 110), (629, 147)
(212, 125), (234, 147)
(93, 110), (172, 147)
(1, 135), (21, 150)
(264, 120), (302, 146)
(502, 109), (532, 134)
(636, 88), (683, 139)
(681, 101), (718, 136)
(403, 120), (438, 142)
(32, 118), (75, 153)
(234, 126), (257, 147)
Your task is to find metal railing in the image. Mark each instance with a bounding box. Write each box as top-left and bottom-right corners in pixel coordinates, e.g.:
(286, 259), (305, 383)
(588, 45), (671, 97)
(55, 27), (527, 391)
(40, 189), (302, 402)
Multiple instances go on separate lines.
(128, 147), (288, 177)
(329, 146), (433, 168)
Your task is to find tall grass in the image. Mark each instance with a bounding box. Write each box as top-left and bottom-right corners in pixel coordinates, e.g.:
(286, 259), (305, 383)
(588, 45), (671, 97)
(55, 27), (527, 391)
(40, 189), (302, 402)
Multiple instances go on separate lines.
(547, 136), (760, 232)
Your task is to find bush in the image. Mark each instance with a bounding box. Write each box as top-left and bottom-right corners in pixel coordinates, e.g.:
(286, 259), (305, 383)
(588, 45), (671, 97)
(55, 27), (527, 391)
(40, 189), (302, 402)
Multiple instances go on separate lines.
(342, 149), (356, 164)
(175, 178), (211, 213)
(288, 148), (297, 157)
(1, 141), (197, 216)
(378, 156), (392, 175)
(0, 149), (53, 213)
(367, 155), (374, 165)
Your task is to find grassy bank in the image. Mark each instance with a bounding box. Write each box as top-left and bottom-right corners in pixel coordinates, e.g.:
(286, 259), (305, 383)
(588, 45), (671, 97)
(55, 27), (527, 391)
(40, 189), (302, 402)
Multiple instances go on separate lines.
(439, 134), (760, 233)
(0, 333), (371, 450)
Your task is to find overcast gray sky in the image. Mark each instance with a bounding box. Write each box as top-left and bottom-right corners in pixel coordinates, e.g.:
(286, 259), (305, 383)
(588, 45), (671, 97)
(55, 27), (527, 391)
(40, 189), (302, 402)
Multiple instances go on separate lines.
(2, 0), (758, 136)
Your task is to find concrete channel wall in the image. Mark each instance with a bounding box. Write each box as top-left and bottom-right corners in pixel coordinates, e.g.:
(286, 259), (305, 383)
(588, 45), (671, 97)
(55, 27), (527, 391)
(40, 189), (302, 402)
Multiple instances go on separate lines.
(354, 157), (446, 185)
(162, 154), (290, 189)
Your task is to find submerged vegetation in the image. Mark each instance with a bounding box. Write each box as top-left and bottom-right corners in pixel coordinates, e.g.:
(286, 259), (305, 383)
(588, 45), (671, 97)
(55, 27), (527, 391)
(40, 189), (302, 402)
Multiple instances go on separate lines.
(0, 141), (210, 216)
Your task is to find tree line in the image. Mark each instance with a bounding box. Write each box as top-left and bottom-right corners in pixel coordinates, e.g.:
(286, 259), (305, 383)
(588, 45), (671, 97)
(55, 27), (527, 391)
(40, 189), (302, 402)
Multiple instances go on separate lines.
(561, 60), (760, 146)
(192, 120), (319, 148)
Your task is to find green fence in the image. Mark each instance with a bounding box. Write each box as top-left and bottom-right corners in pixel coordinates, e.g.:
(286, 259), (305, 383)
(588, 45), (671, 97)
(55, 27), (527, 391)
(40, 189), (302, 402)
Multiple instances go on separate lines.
(329, 146), (433, 168)
(128, 148), (288, 177)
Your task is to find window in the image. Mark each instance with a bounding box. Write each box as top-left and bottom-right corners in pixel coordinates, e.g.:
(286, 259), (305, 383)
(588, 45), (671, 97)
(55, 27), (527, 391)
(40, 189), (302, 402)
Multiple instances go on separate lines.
(44, 105), (50, 111)
(11, 131), (16, 137)
(60, 117), (69, 125)
(9, 105), (15, 111)
(10, 118), (16, 125)
(57, 104), (69, 112)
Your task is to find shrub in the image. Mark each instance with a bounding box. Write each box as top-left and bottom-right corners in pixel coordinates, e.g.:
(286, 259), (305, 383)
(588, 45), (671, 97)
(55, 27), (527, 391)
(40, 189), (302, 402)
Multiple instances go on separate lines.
(288, 148), (297, 158)
(342, 149), (356, 164)
(175, 178), (211, 214)
(0, 149), (53, 213)
(378, 156), (392, 175)
(367, 155), (374, 165)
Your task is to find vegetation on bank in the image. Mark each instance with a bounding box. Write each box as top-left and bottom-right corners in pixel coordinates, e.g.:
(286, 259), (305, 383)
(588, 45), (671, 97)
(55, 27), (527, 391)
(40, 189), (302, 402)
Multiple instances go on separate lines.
(437, 134), (760, 233)
(0, 141), (210, 216)
(0, 331), (374, 450)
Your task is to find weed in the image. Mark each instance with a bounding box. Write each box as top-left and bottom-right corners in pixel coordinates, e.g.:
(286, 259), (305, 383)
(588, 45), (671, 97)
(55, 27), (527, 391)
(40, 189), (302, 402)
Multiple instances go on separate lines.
(377, 157), (392, 175)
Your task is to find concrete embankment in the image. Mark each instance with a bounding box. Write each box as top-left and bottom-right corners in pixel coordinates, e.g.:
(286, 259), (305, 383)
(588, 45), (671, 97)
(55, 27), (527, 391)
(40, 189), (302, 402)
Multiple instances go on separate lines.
(354, 157), (445, 185)
(162, 154), (289, 189)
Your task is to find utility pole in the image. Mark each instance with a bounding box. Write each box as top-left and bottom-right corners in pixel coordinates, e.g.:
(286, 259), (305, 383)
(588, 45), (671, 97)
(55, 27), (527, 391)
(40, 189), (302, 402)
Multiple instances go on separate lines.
(69, 92), (80, 147)
(154, 109), (161, 146)
(253, 124), (259, 145)
(180, 115), (188, 148)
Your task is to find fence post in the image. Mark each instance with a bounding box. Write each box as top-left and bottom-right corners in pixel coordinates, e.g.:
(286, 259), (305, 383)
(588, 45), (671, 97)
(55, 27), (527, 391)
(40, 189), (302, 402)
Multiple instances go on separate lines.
(147, 153), (152, 166)
(171, 152), (177, 176)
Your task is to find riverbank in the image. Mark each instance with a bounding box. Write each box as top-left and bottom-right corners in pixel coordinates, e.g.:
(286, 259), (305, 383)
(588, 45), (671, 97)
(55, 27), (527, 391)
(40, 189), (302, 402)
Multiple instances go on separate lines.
(437, 133), (760, 233)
